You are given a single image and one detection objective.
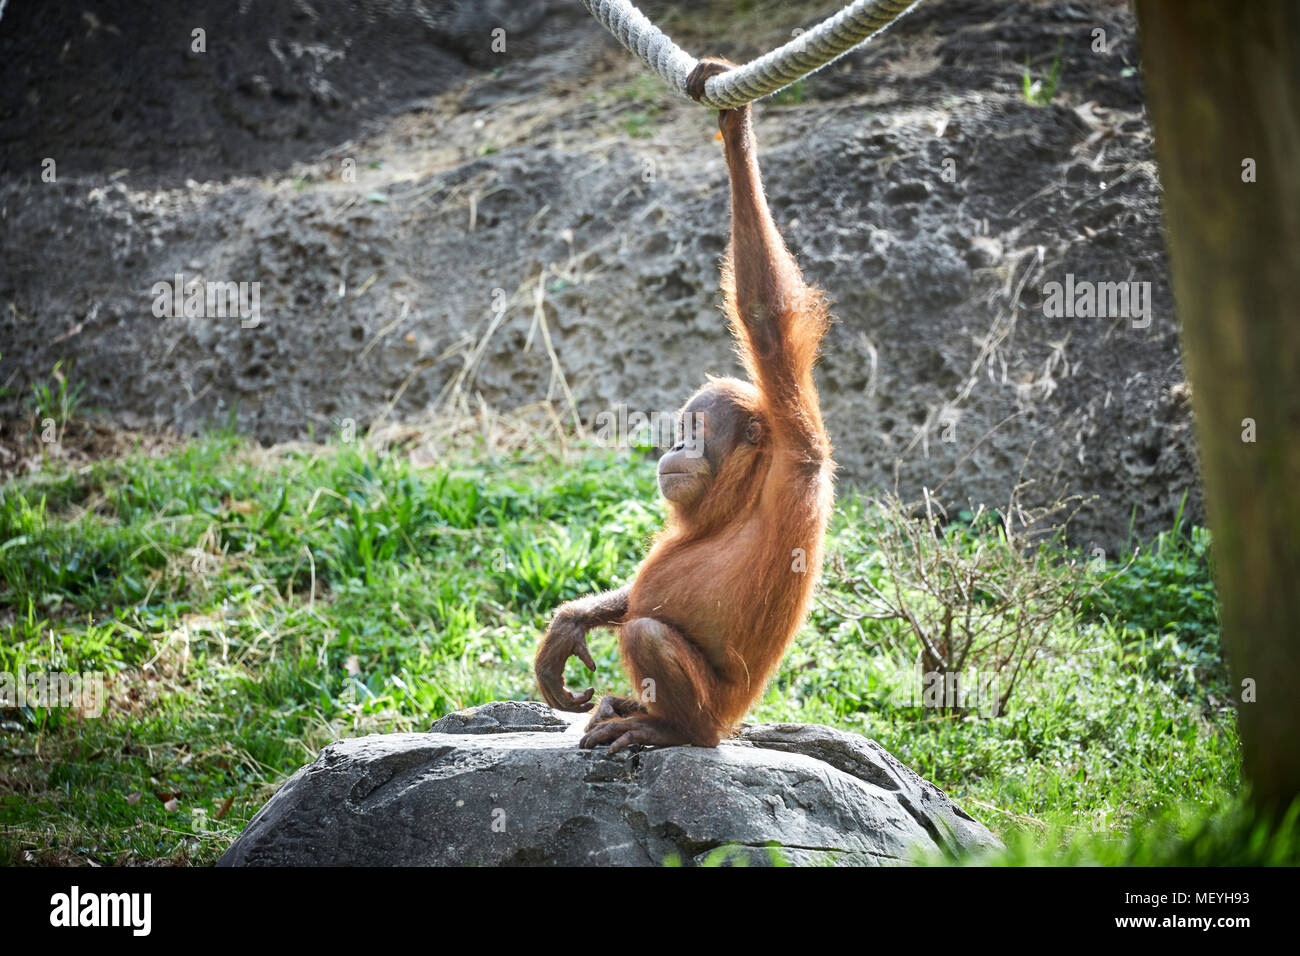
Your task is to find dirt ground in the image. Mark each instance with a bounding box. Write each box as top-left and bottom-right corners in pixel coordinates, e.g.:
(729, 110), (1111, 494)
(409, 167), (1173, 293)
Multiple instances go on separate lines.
(0, 0), (1199, 551)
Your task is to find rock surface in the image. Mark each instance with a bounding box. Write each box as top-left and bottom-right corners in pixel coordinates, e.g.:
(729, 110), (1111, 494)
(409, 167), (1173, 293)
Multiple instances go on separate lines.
(219, 701), (1000, 866)
(0, 0), (1198, 550)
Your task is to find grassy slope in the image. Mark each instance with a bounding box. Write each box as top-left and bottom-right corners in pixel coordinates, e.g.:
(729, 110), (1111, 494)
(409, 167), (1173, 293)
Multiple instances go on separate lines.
(0, 431), (1274, 865)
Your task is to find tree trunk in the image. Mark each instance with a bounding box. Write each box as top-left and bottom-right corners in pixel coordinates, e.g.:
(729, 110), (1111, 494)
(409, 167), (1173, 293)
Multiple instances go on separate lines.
(1135, 1), (1300, 815)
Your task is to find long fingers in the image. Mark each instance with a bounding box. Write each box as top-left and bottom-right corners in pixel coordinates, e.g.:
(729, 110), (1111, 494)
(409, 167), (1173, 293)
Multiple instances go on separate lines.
(579, 717), (633, 749)
(536, 622), (597, 710)
(608, 729), (650, 755)
(550, 682), (594, 712)
(537, 659), (594, 712)
(685, 57), (735, 103)
(574, 637), (596, 672)
(566, 685), (595, 710)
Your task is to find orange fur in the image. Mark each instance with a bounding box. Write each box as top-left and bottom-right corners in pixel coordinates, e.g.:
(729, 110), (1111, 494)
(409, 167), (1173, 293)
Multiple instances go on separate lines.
(622, 103), (835, 742)
(536, 82), (835, 751)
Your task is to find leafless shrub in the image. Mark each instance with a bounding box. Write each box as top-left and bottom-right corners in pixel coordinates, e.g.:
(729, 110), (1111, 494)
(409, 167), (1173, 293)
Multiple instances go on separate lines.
(822, 484), (1128, 715)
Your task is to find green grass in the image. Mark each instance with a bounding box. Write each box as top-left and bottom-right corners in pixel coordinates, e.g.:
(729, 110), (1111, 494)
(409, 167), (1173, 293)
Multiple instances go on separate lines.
(1023, 40), (1065, 106)
(771, 78), (807, 105)
(0, 429), (1264, 865)
(953, 797), (1300, 866)
(590, 75), (670, 140)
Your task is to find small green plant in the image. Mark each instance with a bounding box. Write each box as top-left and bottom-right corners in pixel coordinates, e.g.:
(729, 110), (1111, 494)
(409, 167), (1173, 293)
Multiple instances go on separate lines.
(602, 74), (667, 106)
(821, 489), (1102, 716)
(1083, 496), (1219, 646)
(772, 78), (807, 105)
(664, 844), (751, 867)
(594, 76), (667, 139)
(28, 360), (84, 444)
(620, 112), (656, 138)
(1022, 40), (1064, 106)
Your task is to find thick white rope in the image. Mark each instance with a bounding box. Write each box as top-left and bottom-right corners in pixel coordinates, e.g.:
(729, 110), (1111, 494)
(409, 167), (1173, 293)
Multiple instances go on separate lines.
(578, 0), (924, 109)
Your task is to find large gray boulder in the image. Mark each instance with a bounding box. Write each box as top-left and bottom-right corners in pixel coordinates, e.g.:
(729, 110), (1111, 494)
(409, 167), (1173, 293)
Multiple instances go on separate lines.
(219, 701), (1000, 866)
